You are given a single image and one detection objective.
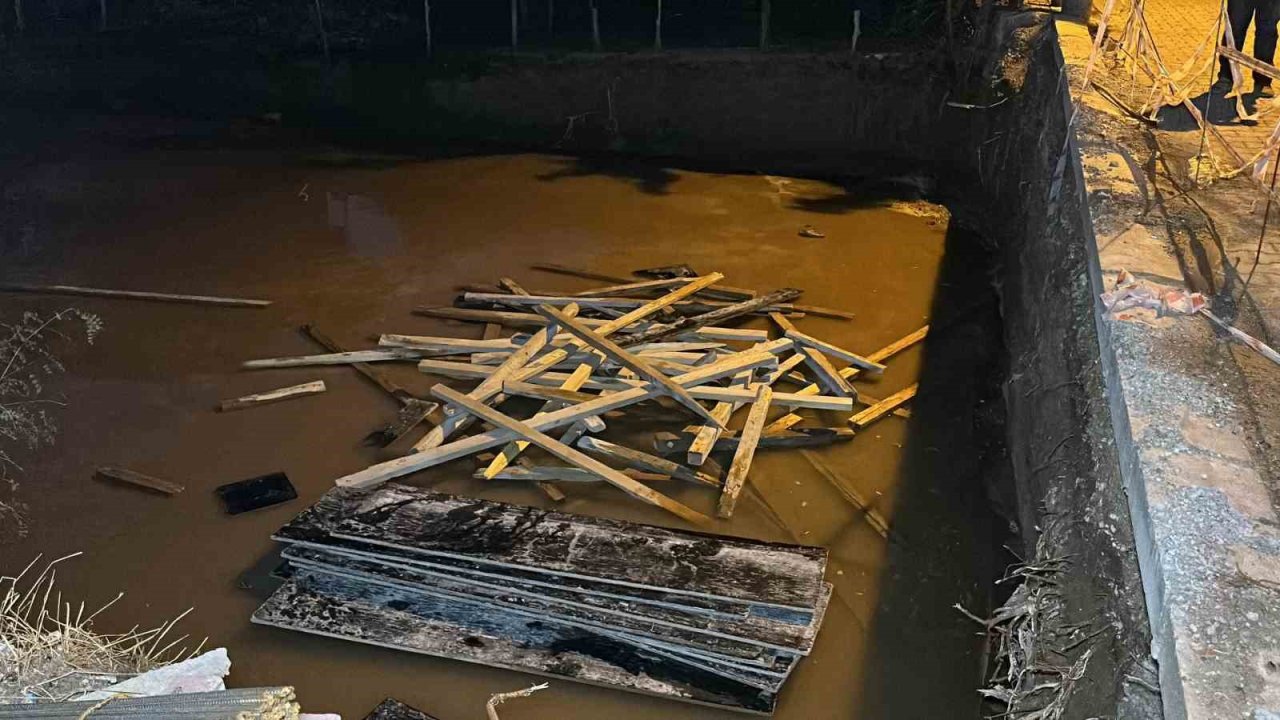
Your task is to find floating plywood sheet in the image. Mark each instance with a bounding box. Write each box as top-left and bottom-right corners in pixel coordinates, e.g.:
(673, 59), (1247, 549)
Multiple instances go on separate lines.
(276, 485), (827, 611)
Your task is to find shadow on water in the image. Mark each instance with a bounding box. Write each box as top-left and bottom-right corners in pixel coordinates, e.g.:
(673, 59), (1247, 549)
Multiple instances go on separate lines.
(785, 176), (934, 215)
(851, 219), (1011, 718)
(535, 155), (680, 195)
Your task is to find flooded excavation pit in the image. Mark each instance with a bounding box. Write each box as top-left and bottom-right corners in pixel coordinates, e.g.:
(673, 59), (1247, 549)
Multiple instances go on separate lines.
(2, 151), (1012, 719)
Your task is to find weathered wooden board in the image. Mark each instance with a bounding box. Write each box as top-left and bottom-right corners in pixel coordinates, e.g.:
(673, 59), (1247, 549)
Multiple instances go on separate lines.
(849, 383), (917, 428)
(279, 485), (827, 610)
(253, 571), (777, 714)
(282, 544), (823, 656)
(219, 380), (326, 411)
(275, 533), (773, 623)
(95, 466), (185, 495)
(281, 546), (802, 662)
(362, 698), (442, 720)
(654, 428), (855, 455)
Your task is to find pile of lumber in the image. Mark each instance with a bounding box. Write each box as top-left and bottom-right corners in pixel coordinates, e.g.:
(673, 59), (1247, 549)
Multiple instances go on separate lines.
(242, 265), (924, 524)
(253, 484), (832, 714)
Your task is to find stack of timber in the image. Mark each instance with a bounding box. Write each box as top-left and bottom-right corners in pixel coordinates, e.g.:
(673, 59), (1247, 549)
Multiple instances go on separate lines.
(253, 484), (832, 714)
(239, 265), (924, 522)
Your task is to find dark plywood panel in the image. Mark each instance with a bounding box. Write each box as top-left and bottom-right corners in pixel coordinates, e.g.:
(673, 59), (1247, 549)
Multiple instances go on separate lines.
(281, 547), (786, 666)
(282, 544), (821, 654)
(253, 570), (777, 715)
(277, 485), (827, 610)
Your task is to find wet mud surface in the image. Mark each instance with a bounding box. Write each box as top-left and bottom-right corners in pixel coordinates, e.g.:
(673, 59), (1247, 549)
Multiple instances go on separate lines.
(1, 137), (1007, 719)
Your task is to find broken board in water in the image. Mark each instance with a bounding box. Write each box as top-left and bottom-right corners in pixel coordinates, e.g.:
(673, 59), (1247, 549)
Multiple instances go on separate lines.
(361, 698), (441, 720)
(275, 484), (828, 610)
(253, 569), (779, 714)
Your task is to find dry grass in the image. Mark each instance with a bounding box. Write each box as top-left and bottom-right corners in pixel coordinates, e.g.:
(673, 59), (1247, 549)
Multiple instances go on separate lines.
(0, 553), (199, 704)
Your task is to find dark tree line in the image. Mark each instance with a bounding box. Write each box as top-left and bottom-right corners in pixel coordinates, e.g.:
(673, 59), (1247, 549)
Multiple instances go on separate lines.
(1, 0), (954, 52)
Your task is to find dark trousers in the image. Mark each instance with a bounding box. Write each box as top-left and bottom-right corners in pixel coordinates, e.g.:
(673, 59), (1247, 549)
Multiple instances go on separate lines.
(1221, 0), (1280, 86)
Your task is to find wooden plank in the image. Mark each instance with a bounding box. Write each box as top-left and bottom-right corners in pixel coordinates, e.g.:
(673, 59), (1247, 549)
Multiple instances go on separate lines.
(798, 347), (855, 397)
(423, 351), (777, 393)
(800, 449), (889, 538)
(253, 572), (777, 714)
(481, 275), (726, 477)
(412, 305), (578, 452)
(431, 385), (712, 525)
(0, 282), (270, 308)
(573, 277), (689, 297)
(282, 549), (782, 663)
(687, 350), (805, 466)
(412, 306), (767, 342)
(654, 427), (855, 455)
(481, 323), (505, 340)
(481, 466), (672, 483)
(500, 378), (848, 412)
(764, 325), (927, 434)
(282, 545), (821, 663)
(343, 352), (777, 491)
(717, 385), (773, 518)
(529, 263), (755, 302)
(275, 528), (777, 621)
(849, 384), (917, 428)
(577, 436), (720, 488)
(536, 305), (722, 427)
(219, 380), (325, 412)
(510, 273), (724, 382)
(688, 367), (753, 467)
(285, 484), (828, 609)
(243, 349), (427, 369)
(624, 288), (802, 346)
(95, 466), (184, 495)
(784, 328), (885, 373)
(378, 334), (516, 353)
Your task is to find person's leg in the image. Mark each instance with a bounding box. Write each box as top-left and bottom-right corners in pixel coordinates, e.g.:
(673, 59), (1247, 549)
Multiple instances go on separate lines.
(1254, 0), (1280, 88)
(1223, 0), (1256, 83)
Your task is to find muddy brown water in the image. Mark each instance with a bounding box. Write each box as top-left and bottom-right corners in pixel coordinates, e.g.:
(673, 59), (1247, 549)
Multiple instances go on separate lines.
(1, 145), (1006, 719)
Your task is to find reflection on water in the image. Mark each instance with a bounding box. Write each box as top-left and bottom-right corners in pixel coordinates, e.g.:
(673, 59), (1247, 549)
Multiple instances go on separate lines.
(1, 148), (1004, 720)
(328, 192), (402, 258)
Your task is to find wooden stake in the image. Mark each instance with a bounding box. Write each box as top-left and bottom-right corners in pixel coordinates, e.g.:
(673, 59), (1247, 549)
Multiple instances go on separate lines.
(511, 0), (518, 47)
(341, 350), (776, 491)
(798, 347), (856, 398)
(96, 466), (184, 495)
(625, 288), (803, 346)
(849, 384), (917, 428)
(765, 325), (927, 434)
(784, 328), (885, 373)
(414, 305), (578, 451)
(480, 465), (671, 483)
(220, 380), (326, 412)
(432, 385), (711, 525)
(243, 349), (428, 369)
(717, 385), (773, 518)
(536, 305), (722, 427)
(851, 9), (860, 54)
(577, 436), (720, 487)
(0, 283), (270, 308)
(688, 368), (753, 466)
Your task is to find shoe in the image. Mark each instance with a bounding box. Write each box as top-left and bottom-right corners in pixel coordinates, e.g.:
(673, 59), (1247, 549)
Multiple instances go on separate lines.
(1258, 83), (1276, 98)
